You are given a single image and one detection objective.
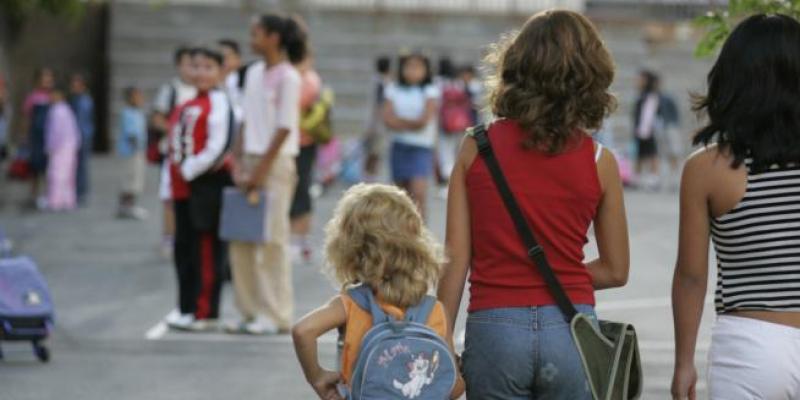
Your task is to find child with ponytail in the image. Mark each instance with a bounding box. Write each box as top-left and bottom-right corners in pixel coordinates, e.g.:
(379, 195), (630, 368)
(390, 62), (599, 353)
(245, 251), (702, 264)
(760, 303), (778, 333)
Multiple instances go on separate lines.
(227, 13), (307, 335)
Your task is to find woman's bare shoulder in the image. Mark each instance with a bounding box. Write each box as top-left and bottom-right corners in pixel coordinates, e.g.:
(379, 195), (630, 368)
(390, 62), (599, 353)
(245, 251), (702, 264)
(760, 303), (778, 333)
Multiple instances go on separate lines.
(685, 143), (734, 174)
(683, 143), (746, 198)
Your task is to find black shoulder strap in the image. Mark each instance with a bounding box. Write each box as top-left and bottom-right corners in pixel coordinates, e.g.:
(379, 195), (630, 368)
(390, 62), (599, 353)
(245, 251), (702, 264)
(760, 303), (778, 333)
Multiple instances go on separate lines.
(472, 124), (579, 320)
(168, 84), (177, 113)
(222, 91), (235, 153)
(237, 63), (252, 90)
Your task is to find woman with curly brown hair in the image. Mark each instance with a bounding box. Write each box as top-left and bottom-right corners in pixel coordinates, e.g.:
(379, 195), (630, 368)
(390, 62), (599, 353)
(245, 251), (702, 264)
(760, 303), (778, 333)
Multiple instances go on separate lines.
(437, 10), (630, 399)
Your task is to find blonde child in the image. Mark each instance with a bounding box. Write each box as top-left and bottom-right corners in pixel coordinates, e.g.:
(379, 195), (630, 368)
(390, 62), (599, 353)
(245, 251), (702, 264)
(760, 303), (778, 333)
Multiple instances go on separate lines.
(292, 183), (464, 400)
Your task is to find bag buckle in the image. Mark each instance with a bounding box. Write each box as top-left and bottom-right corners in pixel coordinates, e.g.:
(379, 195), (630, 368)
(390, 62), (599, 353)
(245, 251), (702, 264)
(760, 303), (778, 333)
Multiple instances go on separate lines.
(528, 245), (544, 258)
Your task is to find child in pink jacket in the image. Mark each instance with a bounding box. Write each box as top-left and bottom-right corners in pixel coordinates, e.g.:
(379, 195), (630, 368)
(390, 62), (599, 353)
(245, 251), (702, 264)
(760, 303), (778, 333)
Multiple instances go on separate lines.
(46, 89), (81, 211)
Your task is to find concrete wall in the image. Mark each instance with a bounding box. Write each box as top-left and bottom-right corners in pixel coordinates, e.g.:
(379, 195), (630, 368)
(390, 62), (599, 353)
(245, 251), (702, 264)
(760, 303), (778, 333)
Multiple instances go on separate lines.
(109, 1), (713, 154)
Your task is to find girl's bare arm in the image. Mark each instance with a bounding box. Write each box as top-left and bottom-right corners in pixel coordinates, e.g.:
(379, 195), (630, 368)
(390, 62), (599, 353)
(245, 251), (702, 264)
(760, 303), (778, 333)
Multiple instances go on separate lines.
(586, 148), (630, 289)
(292, 296), (347, 400)
(671, 152), (712, 400)
(437, 135), (475, 334)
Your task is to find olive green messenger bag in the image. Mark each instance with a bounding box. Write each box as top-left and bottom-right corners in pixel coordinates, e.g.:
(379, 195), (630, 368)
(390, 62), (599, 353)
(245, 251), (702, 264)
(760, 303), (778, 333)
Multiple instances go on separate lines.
(471, 124), (643, 400)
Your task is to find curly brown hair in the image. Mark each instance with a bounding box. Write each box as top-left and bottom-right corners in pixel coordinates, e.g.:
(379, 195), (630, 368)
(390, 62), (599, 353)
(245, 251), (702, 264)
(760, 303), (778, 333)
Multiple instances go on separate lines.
(324, 184), (444, 308)
(485, 9), (616, 153)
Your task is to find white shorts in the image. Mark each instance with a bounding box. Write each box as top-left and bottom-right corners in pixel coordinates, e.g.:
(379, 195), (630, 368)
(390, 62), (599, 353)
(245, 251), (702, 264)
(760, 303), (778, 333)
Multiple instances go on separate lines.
(158, 161), (172, 201)
(709, 315), (800, 400)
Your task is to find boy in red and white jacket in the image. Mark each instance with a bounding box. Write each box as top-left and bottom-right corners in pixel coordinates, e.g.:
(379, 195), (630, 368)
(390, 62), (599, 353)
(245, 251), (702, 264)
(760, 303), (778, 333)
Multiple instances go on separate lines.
(166, 47), (233, 331)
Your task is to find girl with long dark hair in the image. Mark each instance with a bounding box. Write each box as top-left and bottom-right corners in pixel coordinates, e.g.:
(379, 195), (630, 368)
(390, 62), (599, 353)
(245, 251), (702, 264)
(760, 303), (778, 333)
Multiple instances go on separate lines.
(672, 14), (800, 400)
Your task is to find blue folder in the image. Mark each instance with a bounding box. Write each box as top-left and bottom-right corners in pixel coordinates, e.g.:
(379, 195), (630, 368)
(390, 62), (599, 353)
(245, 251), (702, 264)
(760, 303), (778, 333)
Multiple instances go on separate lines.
(219, 188), (269, 243)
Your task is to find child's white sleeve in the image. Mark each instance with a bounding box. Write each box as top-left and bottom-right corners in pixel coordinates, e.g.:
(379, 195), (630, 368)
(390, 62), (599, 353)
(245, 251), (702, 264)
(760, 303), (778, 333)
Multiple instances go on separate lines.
(180, 93), (230, 181)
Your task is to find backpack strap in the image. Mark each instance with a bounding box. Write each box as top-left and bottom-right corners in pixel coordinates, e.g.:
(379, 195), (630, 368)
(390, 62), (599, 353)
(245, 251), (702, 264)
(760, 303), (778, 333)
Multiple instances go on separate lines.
(237, 64), (249, 90)
(346, 285), (391, 326)
(404, 295), (436, 323)
(168, 84), (177, 114)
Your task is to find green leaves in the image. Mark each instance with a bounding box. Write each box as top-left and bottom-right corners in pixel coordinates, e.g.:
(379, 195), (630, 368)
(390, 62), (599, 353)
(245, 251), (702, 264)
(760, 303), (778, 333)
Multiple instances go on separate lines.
(0, 0), (91, 38)
(695, 0), (800, 58)
(694, 11), (730, 58)
(2, 0), (87, 19)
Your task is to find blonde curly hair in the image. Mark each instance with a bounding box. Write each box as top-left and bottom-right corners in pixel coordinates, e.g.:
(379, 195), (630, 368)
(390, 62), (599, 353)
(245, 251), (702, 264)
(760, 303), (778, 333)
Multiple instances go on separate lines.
(324, 183), (444, 308)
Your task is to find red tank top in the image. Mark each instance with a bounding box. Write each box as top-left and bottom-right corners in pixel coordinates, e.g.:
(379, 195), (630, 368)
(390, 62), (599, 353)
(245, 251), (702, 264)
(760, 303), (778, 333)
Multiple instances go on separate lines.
(466, 120), (601, 312)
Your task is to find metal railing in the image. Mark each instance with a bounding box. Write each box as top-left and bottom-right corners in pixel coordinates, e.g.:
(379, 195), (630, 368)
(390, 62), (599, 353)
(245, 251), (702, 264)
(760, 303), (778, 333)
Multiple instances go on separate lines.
(302, 0), (585, 14)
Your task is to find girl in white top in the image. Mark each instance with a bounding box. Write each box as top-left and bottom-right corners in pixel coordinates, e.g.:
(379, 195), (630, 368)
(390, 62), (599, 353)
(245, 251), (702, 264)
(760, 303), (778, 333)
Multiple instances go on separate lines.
(227, 13), (306, 335)
(382, 53), (440, 218)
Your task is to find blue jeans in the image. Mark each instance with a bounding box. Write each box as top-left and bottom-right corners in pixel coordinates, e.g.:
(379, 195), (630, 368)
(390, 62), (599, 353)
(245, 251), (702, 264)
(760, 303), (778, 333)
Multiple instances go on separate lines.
(462, 305), (598, 400)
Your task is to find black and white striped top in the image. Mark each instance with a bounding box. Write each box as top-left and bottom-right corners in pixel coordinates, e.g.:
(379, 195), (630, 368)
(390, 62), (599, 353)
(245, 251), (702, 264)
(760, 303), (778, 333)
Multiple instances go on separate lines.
(711, 160), (800, 313)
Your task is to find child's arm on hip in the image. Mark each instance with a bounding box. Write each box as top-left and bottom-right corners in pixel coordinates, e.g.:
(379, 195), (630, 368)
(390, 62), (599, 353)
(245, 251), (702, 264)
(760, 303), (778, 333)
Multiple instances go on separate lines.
(292, 295), (347, 400)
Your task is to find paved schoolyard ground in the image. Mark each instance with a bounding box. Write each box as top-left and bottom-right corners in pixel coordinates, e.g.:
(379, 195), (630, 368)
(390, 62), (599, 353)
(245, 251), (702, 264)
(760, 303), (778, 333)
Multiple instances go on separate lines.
(0, 156), (715, 399)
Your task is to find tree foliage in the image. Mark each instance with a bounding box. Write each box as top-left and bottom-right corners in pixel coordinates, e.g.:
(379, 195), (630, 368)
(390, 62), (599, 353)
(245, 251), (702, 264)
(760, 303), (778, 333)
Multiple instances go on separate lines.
(0, 0), (89, 39)
(696, 0), (800, 57)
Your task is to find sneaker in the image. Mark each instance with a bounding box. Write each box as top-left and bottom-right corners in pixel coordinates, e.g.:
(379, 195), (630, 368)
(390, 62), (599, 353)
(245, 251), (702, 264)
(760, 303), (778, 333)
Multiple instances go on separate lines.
(184, 318), (219, 332)
(118, 206), (149, 220)
(167, 313), (196, 330)
(163, 309), (182, 325)
(309, 183), (324, 199)
(225, 317), (279, 335)
(128, 206), (149, 220)
(224, 320), (248, 334)
(246, 317), (280, 335)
